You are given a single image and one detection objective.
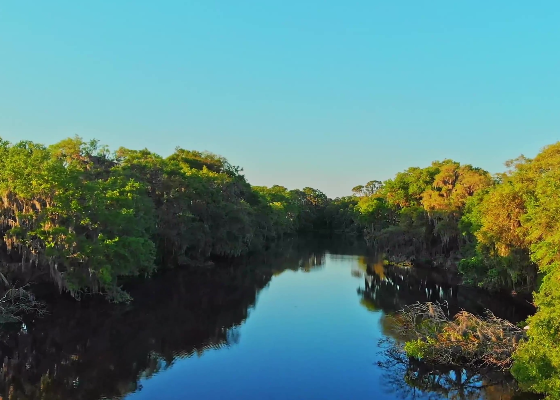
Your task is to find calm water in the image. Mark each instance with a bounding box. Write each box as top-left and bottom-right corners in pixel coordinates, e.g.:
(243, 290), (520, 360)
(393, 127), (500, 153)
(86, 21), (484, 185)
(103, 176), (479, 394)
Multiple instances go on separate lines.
(0, 239), (537, 400)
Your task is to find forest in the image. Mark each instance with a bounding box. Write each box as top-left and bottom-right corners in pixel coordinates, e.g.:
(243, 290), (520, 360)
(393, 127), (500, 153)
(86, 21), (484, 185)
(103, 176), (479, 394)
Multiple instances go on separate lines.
(0, 136), (559, 398)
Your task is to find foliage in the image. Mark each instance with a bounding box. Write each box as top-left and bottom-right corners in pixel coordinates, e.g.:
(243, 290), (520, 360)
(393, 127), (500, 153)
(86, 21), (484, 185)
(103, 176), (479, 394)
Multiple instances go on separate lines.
(0, 138), (155, 301)
(442, 142), (560, 398)
(351, 159), (492, 262)
(0, 137), (336, 302)
(501, 144), (560, 399)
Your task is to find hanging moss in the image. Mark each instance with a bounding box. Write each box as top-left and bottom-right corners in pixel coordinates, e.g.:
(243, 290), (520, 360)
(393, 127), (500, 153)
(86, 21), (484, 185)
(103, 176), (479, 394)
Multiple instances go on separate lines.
(0, 136), (335, 302)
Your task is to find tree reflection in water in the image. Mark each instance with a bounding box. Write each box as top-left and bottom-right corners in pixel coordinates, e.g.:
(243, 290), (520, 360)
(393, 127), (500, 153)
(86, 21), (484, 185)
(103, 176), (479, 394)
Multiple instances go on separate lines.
(377, 338), (540, 400)
(356, 257), (533, 321)
(0, 240), (326, 400)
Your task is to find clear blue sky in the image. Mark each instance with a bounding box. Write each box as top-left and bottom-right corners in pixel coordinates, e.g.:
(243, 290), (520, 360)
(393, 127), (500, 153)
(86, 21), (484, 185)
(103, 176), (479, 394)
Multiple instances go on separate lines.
(1, 1), (559, 197)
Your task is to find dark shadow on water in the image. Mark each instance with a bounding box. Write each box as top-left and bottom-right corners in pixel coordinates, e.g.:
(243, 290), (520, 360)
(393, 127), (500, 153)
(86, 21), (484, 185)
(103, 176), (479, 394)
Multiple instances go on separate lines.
(355, 257), (534, 322)
(0, 238), (539, 400)
(0, 239), (327, 400)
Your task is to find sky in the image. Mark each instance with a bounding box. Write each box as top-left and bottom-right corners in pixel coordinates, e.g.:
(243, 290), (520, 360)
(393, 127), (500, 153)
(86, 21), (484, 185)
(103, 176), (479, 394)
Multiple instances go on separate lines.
(1, 1), (559, 197)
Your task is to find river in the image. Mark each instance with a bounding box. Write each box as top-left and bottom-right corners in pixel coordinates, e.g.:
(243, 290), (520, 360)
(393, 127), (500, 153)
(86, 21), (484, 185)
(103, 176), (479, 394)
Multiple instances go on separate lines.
(0, 239), (538, 399)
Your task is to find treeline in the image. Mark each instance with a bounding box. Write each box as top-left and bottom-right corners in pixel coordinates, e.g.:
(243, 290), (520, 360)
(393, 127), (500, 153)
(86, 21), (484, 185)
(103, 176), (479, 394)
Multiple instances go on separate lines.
(0, 137), (335, 302)
(344, 142), (559, 398)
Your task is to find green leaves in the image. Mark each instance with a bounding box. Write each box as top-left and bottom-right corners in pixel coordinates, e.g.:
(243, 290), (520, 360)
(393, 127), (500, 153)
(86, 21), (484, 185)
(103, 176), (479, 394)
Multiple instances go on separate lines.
(352, 160), (491, 258)
(449, 141), (560, 398)
(0, 137), (156, 301)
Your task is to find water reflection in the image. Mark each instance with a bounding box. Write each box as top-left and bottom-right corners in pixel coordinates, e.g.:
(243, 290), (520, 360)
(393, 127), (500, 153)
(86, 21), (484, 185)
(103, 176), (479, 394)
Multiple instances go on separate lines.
(356, 257), (533, 322)
(0, 240), (324, 400)
(0, 240), (537, 400)
(377, 339), (539, 400)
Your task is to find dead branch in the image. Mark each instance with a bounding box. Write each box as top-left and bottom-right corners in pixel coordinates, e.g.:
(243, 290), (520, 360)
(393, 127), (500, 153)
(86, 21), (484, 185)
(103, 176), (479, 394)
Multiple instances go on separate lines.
(0, 285), (47, 322)
(392, 302), (524, 370)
